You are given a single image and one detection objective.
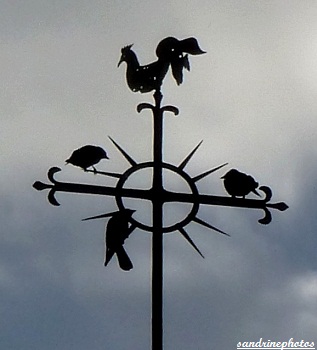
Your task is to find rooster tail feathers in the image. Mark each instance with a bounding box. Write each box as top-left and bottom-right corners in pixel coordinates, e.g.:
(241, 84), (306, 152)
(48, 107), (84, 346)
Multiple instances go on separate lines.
(183, 54), (190, 71)
(171, 54), (191, 85)
(179, 37), (206, 55)
(171, 61), (184, 85)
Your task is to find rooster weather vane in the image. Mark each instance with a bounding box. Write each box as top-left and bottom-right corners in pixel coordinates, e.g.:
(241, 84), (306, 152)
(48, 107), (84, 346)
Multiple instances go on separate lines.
(33, 36), (288, 350)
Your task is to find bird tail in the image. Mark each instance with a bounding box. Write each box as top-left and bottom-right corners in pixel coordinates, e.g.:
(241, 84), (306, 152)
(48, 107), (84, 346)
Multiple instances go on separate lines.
(116, 246), (133, 271)
(104, 248), (115, 267)
(252, 189), (261, 197)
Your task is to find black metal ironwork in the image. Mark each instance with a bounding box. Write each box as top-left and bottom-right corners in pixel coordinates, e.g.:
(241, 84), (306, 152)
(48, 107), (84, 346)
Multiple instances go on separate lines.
(33, 38), (288, 350)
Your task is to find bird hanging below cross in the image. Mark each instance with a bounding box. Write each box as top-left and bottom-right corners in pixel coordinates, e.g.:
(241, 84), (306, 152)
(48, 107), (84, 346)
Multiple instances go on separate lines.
(104, 209), (136, 271)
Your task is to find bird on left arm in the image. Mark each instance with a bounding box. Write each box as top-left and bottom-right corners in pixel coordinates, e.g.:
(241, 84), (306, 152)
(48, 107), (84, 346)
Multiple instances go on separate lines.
(65, 145), (109, 172)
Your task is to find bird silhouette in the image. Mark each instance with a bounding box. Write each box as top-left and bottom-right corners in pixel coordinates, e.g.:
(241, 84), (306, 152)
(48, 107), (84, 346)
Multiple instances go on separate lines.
(118, 44), (170, 93)
(105, 209), (135, 271)
(221, 169), (261, 198)
(65, 145), (109, 172)
(118, 37), (205, 93)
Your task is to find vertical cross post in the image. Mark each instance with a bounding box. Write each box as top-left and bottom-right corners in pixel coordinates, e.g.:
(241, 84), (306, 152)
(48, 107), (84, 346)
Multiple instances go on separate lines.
(32, 38), (290, 350)
(152, 89), (164, 350)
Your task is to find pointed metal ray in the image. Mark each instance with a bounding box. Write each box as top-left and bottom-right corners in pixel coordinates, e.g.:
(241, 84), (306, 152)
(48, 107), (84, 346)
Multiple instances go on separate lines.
(178, 227), (204, 258)
(108, 136), (137, 166)
(193, 162), (228, 182)
(193, 217), (230, 236)
(178, 140), (203, 170)
(82, 210), (118, 221)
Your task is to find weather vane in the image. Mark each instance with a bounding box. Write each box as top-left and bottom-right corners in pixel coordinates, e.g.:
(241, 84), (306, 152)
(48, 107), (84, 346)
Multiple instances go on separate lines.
(33, 36), (288, 350)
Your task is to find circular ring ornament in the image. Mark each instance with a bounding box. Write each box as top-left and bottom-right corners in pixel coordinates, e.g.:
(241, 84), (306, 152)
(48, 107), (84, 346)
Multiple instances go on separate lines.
(115, 162), (199, 233)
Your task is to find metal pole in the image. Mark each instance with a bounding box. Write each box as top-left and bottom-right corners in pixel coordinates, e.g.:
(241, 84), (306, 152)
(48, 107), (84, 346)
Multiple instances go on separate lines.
(152, 90), (164, 350)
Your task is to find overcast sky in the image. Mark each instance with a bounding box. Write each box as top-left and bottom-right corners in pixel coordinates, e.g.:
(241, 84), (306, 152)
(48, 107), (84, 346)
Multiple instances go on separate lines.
(1, 1), (317, 349)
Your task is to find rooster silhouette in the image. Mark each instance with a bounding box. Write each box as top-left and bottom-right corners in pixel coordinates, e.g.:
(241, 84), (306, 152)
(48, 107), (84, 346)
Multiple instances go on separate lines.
(118, 36), (205, 93)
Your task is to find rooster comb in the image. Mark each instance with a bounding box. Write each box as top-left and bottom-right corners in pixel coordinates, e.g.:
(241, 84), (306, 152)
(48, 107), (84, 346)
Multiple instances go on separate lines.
(121, 44), (134, 52)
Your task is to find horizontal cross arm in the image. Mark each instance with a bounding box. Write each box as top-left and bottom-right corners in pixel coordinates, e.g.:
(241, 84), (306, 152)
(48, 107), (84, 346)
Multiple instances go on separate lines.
(162, 189), (288, 225)
(33, 167), (152, 206)
(33, 180), (152, 205)
(163, 190), (267, 209)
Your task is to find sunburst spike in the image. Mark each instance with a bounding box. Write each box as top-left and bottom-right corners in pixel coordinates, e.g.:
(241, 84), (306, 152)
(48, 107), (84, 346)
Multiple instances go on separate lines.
(193, 163), (228, 182)
(193, 217), (230, 236)
(82, 210), (118, 221)
(178, 140), (203, 170)
(178, 227), (205, 258)
(108, 136), (137, 166)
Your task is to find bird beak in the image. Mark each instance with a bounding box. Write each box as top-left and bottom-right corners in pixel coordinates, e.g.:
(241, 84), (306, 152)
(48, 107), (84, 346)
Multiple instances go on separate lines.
(117, 57), (123, 67)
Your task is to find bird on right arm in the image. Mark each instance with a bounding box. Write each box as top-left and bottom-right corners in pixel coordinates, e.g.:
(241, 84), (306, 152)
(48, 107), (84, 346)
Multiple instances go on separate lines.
(221, 169), (261, 198)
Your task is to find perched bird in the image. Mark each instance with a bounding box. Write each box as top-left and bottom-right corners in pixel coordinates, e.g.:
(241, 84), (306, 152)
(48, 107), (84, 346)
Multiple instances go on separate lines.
(118, 37), (205, 92)
(221, 169), (260, 198)
(156, 36), (206, 85)
(65, 145), (109, 172)
(117, 44), (170, 93)
(105, 209), (135, 271)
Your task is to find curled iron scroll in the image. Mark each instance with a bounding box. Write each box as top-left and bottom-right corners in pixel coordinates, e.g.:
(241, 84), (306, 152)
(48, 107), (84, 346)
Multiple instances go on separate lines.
(33, 167), (61, 206)
(137, 102), (179, 116)
(258, 186), (288, 225)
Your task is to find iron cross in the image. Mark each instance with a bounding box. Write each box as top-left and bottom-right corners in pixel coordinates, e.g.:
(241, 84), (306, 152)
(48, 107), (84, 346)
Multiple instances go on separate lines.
(33, 38), (288, 350)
